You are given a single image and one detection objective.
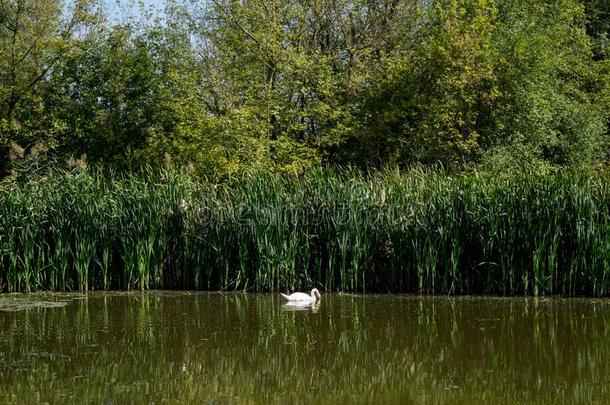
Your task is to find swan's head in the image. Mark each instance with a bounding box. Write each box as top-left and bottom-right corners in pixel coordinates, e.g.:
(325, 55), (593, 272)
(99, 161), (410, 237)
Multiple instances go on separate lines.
(311, 288), (321, 300)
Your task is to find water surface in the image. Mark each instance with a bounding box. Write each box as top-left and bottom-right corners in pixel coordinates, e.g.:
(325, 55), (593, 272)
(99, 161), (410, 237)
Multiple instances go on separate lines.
(0, 292), (609, 404)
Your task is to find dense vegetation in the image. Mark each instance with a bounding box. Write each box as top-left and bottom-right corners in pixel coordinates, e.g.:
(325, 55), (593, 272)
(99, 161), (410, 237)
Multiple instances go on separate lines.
(1, 1), (609, 295)
(2, 168), (610, 295)
(0, 0), (609, 178)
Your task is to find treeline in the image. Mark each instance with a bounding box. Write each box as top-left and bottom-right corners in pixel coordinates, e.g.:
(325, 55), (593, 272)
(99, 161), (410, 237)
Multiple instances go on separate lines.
(0, 0), (609, 178)
(3, 168), (610, 295)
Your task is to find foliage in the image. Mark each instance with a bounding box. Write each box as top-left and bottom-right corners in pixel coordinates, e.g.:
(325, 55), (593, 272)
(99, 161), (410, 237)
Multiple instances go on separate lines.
(0, 0), (99, 172)
(356, 0), (608, 168)
(1, 0), (607, 177)
(2, 168), (610, 296)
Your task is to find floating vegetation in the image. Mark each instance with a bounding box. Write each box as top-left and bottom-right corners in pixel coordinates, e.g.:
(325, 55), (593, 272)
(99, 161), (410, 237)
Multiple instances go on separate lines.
(2, 168), (610, 295)
(0, 298), (70, 312)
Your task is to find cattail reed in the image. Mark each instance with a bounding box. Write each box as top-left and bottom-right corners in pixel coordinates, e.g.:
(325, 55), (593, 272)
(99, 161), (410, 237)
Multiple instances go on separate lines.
(1, 167), (610, 296)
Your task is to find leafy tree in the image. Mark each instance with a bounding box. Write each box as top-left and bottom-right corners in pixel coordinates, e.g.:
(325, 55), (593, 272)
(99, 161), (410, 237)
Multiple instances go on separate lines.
(180, 0), (421, 172)
(0, 0), (99, 167)
(46, 26), (161, 165)
(353, 0), (608, 168)
(355, 0), (499, 166)
(491, 0), (607, 166)
(1, 0), (608, 177)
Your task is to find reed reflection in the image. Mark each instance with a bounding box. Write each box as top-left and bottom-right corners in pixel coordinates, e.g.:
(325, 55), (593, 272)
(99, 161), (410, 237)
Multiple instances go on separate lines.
(0, 293), (608, 404)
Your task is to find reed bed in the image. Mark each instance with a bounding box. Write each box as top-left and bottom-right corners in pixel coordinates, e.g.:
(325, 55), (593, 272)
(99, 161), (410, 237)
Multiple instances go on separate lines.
(1, 167), (610, 295)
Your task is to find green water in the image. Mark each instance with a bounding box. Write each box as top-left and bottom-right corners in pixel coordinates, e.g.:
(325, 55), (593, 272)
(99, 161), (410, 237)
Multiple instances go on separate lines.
(0, 293), (609, 404)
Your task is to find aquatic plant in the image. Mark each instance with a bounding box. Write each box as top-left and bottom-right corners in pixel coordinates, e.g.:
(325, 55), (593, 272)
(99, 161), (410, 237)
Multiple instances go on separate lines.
(1, 167), (610, 295)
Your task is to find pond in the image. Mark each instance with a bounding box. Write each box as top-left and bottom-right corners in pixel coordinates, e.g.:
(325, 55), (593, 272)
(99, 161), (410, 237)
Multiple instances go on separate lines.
(0, 292), (609, 404)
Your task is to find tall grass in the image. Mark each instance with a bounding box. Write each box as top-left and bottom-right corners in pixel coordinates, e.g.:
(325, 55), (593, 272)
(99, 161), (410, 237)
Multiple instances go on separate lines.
(2, 167), (610, 295)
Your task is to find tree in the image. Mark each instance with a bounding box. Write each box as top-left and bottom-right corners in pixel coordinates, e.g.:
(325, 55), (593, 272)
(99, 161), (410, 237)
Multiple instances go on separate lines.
(0, 0), (99, 163)
(179, 0), (421, 172)
(1, 0), (608, 177)
(353, 0), (608, 169)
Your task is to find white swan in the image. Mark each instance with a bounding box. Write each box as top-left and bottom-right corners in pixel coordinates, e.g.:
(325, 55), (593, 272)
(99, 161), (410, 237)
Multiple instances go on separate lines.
(281, 288), (321, 302)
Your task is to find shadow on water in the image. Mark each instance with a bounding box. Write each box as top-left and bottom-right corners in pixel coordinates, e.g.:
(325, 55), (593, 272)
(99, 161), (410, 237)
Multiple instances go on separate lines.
(0, 292), (609, 404)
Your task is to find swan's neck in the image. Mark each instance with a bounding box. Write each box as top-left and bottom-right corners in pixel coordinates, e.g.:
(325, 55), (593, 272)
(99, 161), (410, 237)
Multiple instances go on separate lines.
(310, 289), (317, 302)
(311, 289), (320, 301)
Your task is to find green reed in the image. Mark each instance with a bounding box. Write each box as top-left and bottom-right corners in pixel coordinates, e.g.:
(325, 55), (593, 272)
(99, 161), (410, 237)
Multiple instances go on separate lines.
(2, 167), (610, 295)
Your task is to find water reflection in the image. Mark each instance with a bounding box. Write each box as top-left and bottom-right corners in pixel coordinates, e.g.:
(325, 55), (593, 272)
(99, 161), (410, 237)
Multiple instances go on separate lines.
(282, 300), (320, 312)
(0, 293), (609, 404)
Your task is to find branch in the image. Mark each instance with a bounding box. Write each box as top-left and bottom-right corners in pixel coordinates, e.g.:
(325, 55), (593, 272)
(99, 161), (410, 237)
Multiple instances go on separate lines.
(208, 0), (261, 47)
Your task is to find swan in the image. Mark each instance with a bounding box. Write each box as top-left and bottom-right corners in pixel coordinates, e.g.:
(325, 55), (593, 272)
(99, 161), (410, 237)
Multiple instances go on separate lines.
(281, 288), (321, 302)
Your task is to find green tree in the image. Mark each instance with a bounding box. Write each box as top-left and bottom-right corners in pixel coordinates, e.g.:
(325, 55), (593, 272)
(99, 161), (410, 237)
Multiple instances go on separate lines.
(180, 0), (421, 173)
(46, 26), (160, 164)
(356, 0), (499, 166)
(354, 0), (608, 169)
(490, 0), (607, 166)
(0, 0), (99, 165)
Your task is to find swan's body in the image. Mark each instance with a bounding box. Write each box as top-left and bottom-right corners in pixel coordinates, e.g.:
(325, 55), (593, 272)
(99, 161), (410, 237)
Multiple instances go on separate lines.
(281, 288), (321, 302)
